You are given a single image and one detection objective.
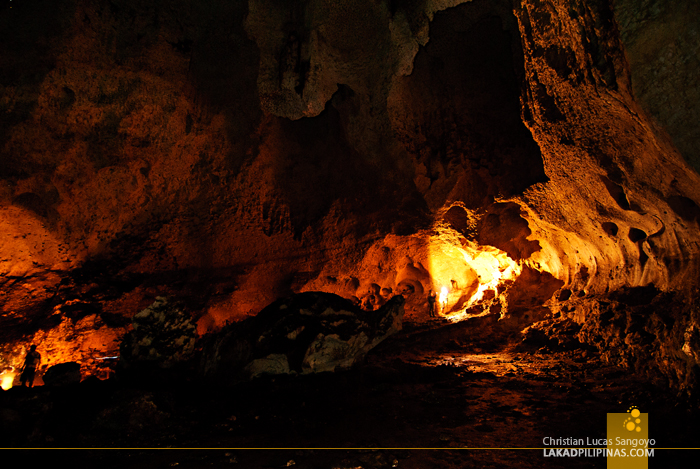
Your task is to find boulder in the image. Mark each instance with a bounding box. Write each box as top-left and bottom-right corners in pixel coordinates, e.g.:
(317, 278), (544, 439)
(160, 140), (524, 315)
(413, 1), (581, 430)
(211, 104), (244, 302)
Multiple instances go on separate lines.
(521, 317), (584, 351)
(119, 297), (196, 371)
(42, 362), (81, 386)
(200, 292), (404, 380)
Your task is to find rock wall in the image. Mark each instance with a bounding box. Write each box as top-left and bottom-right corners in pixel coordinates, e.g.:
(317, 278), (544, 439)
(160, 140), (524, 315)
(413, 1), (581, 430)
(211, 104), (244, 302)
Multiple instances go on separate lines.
(1, 0), (700, 390)
(613, 0), (700, 170)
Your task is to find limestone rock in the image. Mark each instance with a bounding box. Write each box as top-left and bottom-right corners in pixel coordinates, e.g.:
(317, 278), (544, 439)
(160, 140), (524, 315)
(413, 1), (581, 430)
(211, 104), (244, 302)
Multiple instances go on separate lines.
(201, 292), (404, 380)
(613, 0), (700, 169)
(575, 287), (700, 393)
(119, 297), (196, 370)
(521, 317), (583, 351)
(1, 0), (700, 395)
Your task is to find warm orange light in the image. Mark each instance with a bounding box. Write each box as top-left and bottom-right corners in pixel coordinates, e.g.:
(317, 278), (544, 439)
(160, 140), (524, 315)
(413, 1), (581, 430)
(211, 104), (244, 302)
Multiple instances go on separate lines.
(1, 368), (16, 390)
(428, 218), (522, 321)
(439, 286), (448, 312)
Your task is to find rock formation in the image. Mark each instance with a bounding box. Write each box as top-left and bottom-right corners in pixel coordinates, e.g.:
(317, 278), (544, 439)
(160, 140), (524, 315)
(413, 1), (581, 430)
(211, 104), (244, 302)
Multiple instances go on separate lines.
(613, 0), (700, 169)
(119, 296), (196, 370)
(42, 361), (82, 386)
(200, 291), (404, 381)
(0, 0), (699, 393)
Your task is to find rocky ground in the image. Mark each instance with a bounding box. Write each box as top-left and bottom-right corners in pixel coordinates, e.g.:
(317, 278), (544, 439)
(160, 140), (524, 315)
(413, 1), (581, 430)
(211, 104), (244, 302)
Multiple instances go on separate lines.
(2, 318), (697, 468)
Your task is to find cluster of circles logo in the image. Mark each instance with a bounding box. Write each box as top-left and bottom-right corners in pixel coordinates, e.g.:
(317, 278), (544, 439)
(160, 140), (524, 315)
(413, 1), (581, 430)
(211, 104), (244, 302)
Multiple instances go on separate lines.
(623, 406), (642, 432)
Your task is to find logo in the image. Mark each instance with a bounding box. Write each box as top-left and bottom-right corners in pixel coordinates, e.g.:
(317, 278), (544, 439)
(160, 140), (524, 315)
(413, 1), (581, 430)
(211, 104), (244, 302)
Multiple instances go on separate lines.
(607, 406), (653, 468)
(541, 406), (654, 465)
(623, 407), (643, 433)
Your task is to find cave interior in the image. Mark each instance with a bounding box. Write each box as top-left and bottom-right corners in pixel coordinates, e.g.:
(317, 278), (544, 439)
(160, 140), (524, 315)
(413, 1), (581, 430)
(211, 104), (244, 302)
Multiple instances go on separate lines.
(1, 0), (700, 467)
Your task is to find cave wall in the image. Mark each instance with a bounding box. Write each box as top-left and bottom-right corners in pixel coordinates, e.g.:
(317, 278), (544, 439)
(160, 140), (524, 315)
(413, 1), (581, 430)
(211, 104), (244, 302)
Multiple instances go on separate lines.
(1, 0), (700, 389)
(612, 0), (700, 171)
(509, 0), (700, 393)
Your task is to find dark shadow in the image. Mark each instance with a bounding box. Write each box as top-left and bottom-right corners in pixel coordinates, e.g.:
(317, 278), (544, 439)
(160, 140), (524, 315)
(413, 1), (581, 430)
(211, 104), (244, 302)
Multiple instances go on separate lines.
(476, 202), (542, 260)
(271, 96), (429, 240)
(667, 195), (700, 223)
(391, 0), (547, 205)
(12, 192), (48, 218)
(186, 0), (262, 176)
(600, 175), (631, 210)
(602, 221), (619, 236)
(0, 0), (75, 179)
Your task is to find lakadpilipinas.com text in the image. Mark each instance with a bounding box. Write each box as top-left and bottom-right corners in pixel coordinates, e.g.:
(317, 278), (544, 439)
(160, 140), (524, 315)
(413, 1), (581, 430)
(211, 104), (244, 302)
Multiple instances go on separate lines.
(542, 437), (655, 458)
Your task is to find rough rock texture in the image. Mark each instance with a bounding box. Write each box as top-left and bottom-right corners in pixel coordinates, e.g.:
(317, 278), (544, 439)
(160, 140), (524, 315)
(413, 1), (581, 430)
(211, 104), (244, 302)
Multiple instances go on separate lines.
(521, 316), (584, 351)
(200, 291), (404, 380)
(613, 0), (700, 170)
(119, 296), (196, 370)
(574, 287), (700, 394)
(0, 309), (122, 382)
(0, 0), (699, 392)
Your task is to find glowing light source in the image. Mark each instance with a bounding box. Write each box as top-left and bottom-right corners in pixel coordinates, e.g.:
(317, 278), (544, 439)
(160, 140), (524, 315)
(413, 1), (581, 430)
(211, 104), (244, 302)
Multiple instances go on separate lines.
(428, 218), (522, 321)
(1, 368), (16, 391)
(439, 286), (449, 313)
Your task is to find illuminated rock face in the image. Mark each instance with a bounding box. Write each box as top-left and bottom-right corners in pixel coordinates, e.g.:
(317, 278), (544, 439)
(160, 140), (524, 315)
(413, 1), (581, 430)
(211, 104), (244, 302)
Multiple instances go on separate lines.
(0, 0), (699, 390)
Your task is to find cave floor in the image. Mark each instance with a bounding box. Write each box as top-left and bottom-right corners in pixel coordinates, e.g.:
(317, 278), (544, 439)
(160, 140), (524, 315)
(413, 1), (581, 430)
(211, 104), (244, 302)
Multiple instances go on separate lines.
(1, 319), (697, 468)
